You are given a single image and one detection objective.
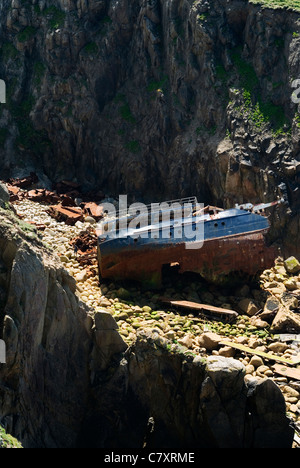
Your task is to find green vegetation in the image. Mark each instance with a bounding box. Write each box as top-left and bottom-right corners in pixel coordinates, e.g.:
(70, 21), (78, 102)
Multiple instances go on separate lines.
(242, 88), (288, 135)
(272, 81), (283, 90)
(17, 26), (36, 43)
(206, 317), (272, 340)
(125, 140), (141, 153)
(215, 63), (227, 82)
(197, 13), (209, 21)
(242, 90), (266, 129)
(120, 103), (136, 124)
(33, 61), (46, 86)
(96, 15), (113, 37)
(7, 94), (51, 153)
(232, 48), (259, 91)
(43, 6), (66, 29)
(1, 42), (19, 60)
(250, 0), (300, 11)
(33, 4), (41, 14)
(195, 124), (217, 136)
(232, 47), (289, 134)
(147, 75), (168, 93)
(83, 42), (99, 56)
(274, 37), (285, 48)
(0, 426), (23, 448)
(114, 93), (136, 124)
(17, 218), (37, 236)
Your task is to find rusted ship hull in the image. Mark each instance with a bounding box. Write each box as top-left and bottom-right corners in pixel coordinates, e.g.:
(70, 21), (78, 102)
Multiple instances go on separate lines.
(98, 229), (278, 288)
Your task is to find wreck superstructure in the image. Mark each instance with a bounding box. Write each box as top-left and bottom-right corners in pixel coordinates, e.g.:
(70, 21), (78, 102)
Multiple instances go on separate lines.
(97, 198), (282, 288)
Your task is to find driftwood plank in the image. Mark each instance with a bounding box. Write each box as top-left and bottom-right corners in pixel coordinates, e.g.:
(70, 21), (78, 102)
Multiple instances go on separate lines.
(160, 298), (238, 321)
(273, 363), (300, 381)
(220, 340), (300, 366)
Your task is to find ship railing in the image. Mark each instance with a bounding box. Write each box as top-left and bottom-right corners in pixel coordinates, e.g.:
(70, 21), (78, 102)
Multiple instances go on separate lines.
(98, 196), (200, 236)
(111, 196), (198, 220)
(235, 198), (285, 213)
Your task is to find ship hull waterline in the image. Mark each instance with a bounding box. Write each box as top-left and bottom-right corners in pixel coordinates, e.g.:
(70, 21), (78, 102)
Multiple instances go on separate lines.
(97, 229), (278, 289)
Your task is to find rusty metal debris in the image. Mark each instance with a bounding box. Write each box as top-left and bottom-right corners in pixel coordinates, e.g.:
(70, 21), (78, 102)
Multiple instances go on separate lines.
(6, 184), (21, 202)
(3, 175), (105, 226)
(46, 205), (84, 225)
(69, 230), (98, 277)
(82, 202), (104, 221)
(7, 172), (39, 189)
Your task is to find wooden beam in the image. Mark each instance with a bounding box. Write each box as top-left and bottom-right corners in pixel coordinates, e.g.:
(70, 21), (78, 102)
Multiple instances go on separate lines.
(220, 340), (300, 366)
(278, 334), (300, 343)
(273, 363), (300, 381)
(160, 298), (238, 321)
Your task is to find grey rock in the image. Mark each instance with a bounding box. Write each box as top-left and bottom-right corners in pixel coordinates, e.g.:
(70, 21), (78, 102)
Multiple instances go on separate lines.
(0, 183), (9, 207)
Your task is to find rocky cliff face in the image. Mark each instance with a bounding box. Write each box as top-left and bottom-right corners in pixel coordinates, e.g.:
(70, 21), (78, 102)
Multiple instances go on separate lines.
(0, 198), (295, 448)
(0, 204), (93, 447)
(0, 0), (299, 255)
(0, 1), (299, 448)
(0, 197), (128, 447)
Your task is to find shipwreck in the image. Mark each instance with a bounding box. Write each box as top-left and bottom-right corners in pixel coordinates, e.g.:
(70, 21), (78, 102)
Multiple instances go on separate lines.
(96, 197), (283, 288)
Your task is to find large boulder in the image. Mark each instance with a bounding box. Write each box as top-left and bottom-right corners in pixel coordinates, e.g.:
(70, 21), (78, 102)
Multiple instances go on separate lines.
(284, 257), (300, 275)
(271, 306), (300, 333)
(197, 331), (223, 351)
(246, 378), (294, 448)
(238, 298), (260, 316)
(92, 310), (128, 371)
(124, 331), (294, 449)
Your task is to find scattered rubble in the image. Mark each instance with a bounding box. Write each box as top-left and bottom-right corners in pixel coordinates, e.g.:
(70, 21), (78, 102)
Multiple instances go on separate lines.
(69, 230), (98, 276)
(260, 257), (300, 333)
(4, 175), (104, 226)
(7, 172), (39, 189)
(4, 184), (300, 445)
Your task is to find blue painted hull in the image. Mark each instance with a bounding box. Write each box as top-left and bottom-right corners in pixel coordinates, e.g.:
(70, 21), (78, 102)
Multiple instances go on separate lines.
(98, 209), (270, 256)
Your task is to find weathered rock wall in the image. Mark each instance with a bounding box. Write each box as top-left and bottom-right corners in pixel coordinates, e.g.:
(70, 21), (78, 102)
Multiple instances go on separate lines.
(0, 207), (92, 447)
(77, 329), (295, 449)
(0, 0), (299, 254)
(0, 199), (128, 447)
(0, 201), (295, 448)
